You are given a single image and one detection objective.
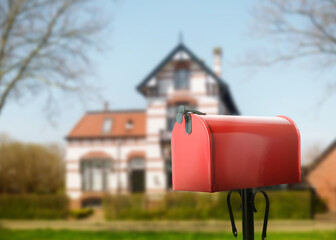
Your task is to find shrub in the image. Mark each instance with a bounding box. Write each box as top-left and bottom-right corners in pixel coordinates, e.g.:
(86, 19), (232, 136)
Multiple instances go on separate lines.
(313, 192), (328, 214)
(0, 194), (68, 219)
(69, 208), (93, 219)
(104, 190), (314, 220)
(0, 142), (64, 194)
(254, 190), (311, 219)
(163, 192), (219, 220)
(104, 194), (158, 220)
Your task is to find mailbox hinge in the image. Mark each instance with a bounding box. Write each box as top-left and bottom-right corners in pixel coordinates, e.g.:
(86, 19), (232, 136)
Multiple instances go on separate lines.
(176, 105), (206, 134)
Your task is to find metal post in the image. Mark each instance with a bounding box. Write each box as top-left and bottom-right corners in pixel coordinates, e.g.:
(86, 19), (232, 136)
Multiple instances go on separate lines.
(242, 188), (254, 240)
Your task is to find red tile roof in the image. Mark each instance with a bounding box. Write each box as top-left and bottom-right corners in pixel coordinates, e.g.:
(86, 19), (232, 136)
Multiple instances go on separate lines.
(67, 110), (146, 139)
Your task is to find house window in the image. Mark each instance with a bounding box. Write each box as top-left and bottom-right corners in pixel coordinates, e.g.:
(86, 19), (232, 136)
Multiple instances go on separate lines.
(207, 83), (218, 96)
(174, 69), (189, 90)
(102, 118), (113, 133)
(147, 86), (158, 97)
(81, 159), (111, 192)
(125, 120), (133, 130)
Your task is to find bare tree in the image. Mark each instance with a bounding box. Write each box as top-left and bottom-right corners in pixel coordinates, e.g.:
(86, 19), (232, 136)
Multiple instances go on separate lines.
(303, 142), (322, 165)
(0, 0), (110, 115)
(247, 1), (336, 73)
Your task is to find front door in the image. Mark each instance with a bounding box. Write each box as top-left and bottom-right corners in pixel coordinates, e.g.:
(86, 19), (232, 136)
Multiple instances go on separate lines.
(129, 157), (145, 193)
(130, 170), (145, 193)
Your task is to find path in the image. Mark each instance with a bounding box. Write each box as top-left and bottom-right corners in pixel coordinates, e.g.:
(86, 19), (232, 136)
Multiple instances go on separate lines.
(1, 220), (335, 232)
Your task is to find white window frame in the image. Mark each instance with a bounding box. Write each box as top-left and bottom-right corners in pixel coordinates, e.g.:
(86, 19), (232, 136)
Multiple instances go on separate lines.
(102, 118), (113, 133)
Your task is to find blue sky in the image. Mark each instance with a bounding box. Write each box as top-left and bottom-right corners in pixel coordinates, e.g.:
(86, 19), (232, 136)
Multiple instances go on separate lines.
(0, 0), (335, 164)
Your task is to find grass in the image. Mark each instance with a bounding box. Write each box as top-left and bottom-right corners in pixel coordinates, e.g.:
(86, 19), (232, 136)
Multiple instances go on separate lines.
(0, 229), (336, 240)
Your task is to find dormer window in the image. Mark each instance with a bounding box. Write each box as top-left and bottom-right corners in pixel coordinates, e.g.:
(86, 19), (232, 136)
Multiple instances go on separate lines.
(102, 118), (113, 133)
(174, 69), (189, 90)
(126, 120), (133, 130)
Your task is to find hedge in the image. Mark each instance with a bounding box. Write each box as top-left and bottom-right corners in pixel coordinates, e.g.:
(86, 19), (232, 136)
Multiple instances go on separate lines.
(104, 190), (317, 220)
(0, 194), (68, 219)
(69, 208), (94, 219)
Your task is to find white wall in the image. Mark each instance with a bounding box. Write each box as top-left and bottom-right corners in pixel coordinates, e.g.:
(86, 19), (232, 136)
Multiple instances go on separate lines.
(65, 137), (168, 199)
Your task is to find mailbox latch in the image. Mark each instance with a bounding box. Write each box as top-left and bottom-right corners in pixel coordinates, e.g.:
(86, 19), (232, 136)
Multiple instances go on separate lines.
(176, 105), (206, 134)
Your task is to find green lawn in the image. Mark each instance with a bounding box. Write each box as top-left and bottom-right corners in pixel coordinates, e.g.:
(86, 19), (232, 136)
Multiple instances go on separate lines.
(0, 229), (335, 240)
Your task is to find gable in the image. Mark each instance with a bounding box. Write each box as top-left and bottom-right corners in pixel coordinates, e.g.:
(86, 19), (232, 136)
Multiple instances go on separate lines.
(137, 44), (222, 92)
(137, 43), (239, 115)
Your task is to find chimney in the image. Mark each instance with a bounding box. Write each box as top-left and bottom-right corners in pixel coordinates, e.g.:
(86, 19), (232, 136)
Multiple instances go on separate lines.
(103, 101), (109, 112)
(213, 47), (222, 77)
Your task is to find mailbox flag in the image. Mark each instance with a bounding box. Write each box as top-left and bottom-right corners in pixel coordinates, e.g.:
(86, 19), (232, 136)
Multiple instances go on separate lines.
(171, 113), (300, 192)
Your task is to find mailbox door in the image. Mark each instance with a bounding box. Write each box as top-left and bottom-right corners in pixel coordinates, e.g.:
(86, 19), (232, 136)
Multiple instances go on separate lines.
(201, 115), (301, 191)
(172, 114), (215, 192)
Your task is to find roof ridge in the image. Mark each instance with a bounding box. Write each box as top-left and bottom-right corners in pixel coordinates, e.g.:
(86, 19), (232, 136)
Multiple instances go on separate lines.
(87, 109), (146, 114)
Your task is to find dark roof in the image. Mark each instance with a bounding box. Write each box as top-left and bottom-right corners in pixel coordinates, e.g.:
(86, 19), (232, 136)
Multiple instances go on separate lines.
(136, 43), (240, 115)
(307, 138), (336, 173)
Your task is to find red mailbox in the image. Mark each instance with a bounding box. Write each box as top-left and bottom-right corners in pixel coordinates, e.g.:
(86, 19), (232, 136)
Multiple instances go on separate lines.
(171, 108), (301, 192)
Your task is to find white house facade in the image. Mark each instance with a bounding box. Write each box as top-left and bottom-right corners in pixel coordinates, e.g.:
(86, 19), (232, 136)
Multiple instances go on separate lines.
(65, 43), (239, 208)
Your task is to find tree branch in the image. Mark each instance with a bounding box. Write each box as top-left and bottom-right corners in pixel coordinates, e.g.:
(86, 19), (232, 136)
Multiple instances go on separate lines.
(0, 1), (71, 113)
(0, 0), (110, 116)
(0, 0), (23, 74)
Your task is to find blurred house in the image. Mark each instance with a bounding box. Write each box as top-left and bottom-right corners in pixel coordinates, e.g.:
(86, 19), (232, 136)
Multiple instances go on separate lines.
(65, 43), (239, 209)
(307, 139), (336, 212)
